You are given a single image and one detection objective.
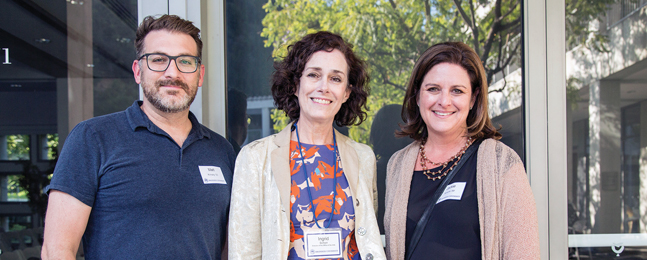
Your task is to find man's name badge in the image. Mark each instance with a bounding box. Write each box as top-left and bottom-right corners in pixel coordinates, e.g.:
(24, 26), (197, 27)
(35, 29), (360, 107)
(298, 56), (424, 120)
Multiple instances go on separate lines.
(303, 228), (343, 259)
(198, 166), (227, 184)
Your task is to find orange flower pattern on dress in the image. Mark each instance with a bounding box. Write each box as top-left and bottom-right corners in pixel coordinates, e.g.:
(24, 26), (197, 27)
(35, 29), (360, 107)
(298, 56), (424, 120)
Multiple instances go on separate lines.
(347, 230), (360, 259)
(288, 141), (360, 260)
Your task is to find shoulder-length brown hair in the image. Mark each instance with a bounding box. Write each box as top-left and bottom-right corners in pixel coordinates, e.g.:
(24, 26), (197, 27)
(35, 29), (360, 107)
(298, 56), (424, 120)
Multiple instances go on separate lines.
(271, 31), (370, 126)
(397, 42), (501, 141)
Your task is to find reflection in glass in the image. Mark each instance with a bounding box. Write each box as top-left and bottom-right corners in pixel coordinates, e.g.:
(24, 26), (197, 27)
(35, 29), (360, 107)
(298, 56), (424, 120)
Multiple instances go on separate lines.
(0, 215), (32, 232)
(0, 0), (137, 241)
(92, 0), (139, 116)
(5, 175), (28, 202)
(39, 134), (58, 161)
(226, 0), (525, 236)
(227, 88), (248, 155)
(260, 0), (523, 151)
(0, 135), (30, 161)
(566, 0), (647, 258)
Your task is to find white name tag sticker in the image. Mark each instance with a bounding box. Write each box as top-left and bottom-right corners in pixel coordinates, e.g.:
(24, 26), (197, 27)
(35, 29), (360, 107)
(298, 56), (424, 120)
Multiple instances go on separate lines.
(198, 166), (226, 184)
(437, 182), (466, 204)
(303, 229), (343, 259)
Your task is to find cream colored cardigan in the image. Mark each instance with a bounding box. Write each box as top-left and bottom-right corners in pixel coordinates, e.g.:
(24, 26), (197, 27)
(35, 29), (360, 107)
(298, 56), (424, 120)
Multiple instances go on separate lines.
(384, 139), (540, 260)
(228, 124), (387, 260)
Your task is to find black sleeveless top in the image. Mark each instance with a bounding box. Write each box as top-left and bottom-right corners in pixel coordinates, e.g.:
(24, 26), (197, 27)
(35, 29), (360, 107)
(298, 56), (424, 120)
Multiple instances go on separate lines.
(404, 142), (481, 260)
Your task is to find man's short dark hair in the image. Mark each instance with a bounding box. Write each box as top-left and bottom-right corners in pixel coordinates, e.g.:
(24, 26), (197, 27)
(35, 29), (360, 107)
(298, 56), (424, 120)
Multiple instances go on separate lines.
(135, 15), (203, 59)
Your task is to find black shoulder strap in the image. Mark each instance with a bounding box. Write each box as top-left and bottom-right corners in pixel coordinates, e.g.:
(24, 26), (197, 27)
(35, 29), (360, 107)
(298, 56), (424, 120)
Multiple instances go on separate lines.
(405, 139), (482, 260)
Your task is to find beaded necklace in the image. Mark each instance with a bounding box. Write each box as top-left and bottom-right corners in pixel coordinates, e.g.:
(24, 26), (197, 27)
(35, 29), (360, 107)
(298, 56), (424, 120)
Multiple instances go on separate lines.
(418, 137), (474, 181)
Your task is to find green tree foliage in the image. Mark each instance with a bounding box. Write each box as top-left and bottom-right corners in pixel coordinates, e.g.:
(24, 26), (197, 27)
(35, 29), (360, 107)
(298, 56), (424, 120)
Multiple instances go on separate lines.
(18, 161), (54, 220)
(262, 0), (522, 144)
(17, 134), (57, 223)
(565, 0), (616, 52)
(261, 0), (616, 143)
(5, 135), (30, 160)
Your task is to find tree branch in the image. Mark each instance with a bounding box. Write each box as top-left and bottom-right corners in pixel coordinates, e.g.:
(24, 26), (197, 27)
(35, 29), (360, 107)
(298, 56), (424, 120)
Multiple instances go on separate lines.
(453, 0), (480, 54)
(499, 16), (521, 32)
(384, 79), (406, 91)
(496, 36), (505, 67)
(389, 0), (411, 35)
(494, 0), (503, 19)
(481, 0), (520, 65)
(468, 0), (480, 54)
(488, 83), (507, 93)
(500, 39), (520, 70)
(500, 0), (519, 20)
(488, 38), (520, 86)
(453, 0), (472, 28)
(488, 59), (508, 93)
(389, 0), (397, 9)
(424, 0), (432, 34)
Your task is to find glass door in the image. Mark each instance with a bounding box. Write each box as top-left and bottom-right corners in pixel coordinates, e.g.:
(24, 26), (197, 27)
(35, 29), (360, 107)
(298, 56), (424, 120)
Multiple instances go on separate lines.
(565, 0), (647, 258)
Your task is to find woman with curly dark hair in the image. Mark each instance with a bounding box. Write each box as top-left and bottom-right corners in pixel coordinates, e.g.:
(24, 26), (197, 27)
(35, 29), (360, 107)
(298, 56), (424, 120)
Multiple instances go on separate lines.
(229, 31), (386, 260)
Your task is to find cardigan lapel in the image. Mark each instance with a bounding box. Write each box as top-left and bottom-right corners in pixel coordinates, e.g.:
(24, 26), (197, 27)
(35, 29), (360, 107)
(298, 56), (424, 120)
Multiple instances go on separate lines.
(270, 124), (360, 220)
(336, 131), (359, 200)
(271, 124), (293, 219)
(391, 141), (421, 260)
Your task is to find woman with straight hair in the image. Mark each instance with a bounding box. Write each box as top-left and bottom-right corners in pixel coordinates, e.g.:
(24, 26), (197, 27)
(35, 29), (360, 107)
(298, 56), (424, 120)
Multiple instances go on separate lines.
(228, 31), (386, 260)
(383, 42), (540, 260)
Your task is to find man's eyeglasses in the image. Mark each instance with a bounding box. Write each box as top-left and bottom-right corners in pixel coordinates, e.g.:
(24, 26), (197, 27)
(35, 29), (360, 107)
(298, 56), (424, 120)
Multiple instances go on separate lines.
(138, 53), (201, 73)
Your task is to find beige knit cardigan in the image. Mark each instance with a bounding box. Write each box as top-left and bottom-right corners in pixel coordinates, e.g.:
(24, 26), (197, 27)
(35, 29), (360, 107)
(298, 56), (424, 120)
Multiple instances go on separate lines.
(384, 138), (540, 260)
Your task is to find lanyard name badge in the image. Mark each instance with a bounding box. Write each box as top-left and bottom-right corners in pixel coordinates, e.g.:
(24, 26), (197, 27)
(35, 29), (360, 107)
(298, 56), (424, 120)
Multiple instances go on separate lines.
(294, 122), (344, 259)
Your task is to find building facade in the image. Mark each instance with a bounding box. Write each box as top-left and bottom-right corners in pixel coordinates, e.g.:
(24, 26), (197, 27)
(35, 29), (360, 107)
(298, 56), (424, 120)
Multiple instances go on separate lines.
(1, 0), (646, 259)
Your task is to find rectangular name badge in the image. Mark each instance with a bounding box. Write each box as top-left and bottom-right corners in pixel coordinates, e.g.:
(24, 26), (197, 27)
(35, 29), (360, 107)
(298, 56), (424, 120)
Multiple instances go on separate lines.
(198, 166), (227, 184)
(303, 228), (343, 259)
(437, 182), (466, 204)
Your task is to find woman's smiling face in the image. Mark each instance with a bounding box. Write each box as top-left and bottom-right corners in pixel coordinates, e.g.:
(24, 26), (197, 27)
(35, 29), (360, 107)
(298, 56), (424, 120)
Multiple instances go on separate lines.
(296, 49), (351, 125)
(417, 62), (476, 139)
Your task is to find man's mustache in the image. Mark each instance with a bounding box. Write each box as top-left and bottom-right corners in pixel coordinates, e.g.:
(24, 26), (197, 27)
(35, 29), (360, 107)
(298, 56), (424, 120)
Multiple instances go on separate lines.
(156, 79), (189, 92)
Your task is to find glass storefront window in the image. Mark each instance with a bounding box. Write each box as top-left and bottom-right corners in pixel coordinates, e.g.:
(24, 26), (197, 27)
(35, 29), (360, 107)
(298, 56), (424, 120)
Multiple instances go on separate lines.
(0, 0), (137, 237)
(0, 135), (30, 161)
(5, 175), (27, 202)
(226, 0), (525, 233)
(38, 134), (58, 161)
(0, 215), (32, 233)
(566, 0), (647, 258)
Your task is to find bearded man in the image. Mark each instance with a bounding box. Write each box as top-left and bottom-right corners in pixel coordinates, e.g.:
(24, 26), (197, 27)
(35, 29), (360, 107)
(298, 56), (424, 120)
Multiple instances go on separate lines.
(42, 15), (235, 260)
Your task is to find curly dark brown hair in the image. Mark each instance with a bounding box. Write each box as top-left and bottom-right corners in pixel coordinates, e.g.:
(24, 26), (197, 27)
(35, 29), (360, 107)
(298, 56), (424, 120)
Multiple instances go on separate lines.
(397, 42), (501, 141)
(135, 15), (202, 59)
(271, 31), (370, 126)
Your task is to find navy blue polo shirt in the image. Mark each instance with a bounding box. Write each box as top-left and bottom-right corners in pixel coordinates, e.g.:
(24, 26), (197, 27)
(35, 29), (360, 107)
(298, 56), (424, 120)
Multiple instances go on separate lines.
(46, 101), (235, 260)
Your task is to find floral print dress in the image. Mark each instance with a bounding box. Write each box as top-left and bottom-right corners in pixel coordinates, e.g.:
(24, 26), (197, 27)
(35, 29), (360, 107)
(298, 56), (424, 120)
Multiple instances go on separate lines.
(287, 140), (361, 260)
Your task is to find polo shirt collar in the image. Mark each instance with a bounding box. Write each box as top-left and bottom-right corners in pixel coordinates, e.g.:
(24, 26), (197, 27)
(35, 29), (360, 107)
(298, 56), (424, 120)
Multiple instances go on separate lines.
(125, 100), (211, 139)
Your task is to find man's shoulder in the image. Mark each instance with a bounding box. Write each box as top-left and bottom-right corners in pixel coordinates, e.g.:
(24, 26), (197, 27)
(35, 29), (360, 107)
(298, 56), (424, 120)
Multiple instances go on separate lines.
(72, 110), (129, 134)
(196, 124), (228, 143)
(194, 124), (236, 158)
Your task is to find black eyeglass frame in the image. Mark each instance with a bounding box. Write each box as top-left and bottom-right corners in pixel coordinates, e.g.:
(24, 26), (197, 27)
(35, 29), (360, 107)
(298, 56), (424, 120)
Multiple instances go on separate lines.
(137, 53), (202, 73)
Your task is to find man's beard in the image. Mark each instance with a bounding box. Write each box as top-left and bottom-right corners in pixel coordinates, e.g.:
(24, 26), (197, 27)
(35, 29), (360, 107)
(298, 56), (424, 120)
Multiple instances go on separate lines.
(142, 78), (197, 113)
